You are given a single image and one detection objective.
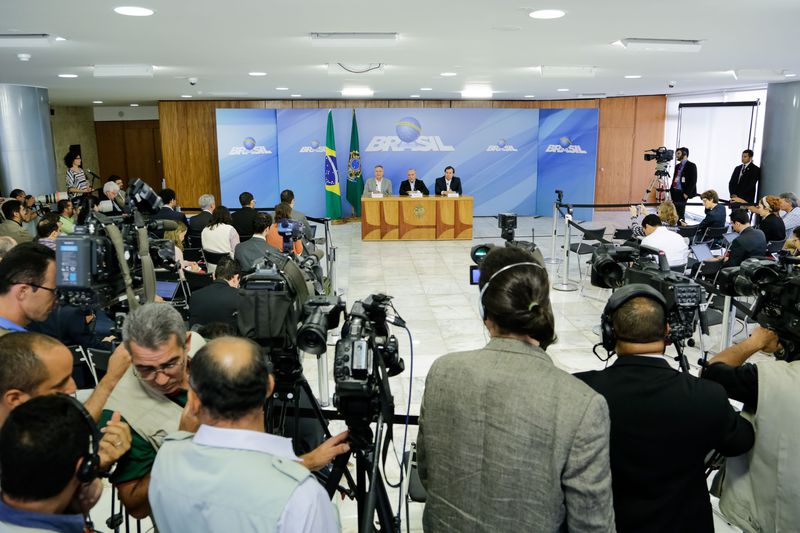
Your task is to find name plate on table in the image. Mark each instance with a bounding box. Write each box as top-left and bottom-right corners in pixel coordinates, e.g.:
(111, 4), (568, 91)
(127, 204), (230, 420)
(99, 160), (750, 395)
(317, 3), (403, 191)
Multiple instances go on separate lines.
(447, 192), (460, 197)
(407, 191), (423, 197)
(371, 192), (384, 198)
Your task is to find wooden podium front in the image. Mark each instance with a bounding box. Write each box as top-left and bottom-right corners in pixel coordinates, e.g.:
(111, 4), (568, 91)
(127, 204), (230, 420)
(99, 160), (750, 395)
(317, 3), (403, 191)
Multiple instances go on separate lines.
(361, 196), (473, 241)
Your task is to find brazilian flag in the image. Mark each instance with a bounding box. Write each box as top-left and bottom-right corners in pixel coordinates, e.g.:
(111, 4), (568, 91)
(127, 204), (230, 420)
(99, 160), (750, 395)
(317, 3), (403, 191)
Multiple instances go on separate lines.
(324, 110), (342, 219)
(346, 109), (364, 216)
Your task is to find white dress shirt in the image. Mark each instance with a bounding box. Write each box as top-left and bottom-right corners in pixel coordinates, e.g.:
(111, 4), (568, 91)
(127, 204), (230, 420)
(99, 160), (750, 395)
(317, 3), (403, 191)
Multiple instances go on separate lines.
(640, 226), (689, 267)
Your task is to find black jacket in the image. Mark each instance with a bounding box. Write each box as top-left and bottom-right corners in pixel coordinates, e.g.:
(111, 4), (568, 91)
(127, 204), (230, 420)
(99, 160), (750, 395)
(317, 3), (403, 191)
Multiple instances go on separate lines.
(231, 207), (257, 237)
(728, 163), (761, 203)
(757, 213), (786, 243)
(696, 203), (727, 235)
(434, 176), (462, 196)
(188, 279), (240, 330)
(576, 357), (754, 533)
(670, 160), (697, 198)
(398, 179), (429, 196)
(188, 210), (212, 236)
(728, 226), (767, 267)
(152, 206), (189, 227)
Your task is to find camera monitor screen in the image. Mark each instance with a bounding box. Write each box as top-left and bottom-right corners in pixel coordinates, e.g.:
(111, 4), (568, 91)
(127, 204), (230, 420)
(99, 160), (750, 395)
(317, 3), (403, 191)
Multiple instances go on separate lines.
(470, 265), (481, 285)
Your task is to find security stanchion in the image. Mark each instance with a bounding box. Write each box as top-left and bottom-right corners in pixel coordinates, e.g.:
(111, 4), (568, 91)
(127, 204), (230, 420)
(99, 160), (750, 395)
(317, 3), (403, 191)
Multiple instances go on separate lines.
(553, 212), (578, 292)
(544, 201), (562, 265)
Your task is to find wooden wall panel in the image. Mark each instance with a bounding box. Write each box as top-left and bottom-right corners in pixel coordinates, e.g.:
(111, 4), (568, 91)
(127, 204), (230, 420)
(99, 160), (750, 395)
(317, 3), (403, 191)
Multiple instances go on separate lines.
(630, 95), (667, 202)
(158, 96), (665, 209)
(95, 121), (126, 179)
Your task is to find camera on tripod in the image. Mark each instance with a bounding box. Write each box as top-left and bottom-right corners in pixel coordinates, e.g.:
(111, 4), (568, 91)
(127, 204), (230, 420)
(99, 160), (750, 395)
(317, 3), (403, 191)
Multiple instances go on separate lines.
(333, 294), (404, 445)
(715, 255), (800, 359)
(644, 147), (675, 177)
(591, 243), (704, 343)
(470, 212), (543, 279)
(54, 179), (170, 310)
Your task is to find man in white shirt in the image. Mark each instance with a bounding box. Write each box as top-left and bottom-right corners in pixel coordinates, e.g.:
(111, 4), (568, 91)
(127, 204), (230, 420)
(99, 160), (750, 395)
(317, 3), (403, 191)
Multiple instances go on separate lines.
(640, 214), (689, 268)
(149, 336), (341, 533)
(778, 192), (800, 237)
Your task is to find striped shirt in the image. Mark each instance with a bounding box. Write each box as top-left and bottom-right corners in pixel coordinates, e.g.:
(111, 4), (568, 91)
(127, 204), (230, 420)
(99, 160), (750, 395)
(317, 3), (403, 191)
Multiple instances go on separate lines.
(65, 169), (89, 197)
(781, 207), (800, 237)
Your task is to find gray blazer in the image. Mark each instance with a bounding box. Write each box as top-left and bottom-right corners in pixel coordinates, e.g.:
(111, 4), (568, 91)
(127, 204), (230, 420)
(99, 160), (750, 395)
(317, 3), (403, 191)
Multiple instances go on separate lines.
(233, 235), (278, 272)
(418, 338), (615, 533)
(362, 177), (393, 197)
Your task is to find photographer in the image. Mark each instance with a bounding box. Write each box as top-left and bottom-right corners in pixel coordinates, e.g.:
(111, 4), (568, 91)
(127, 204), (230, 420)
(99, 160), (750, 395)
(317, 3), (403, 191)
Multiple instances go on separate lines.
(234, 212), (279, 272)
(418, 247), (614, 532)
(576, 285), (754, 532)
(701, 326), (799, 530)
(0, 243), (57, 336)
(57, 199), (76, 235)
(268, 202), (303, 256)
(0, 200), (33, 244)
(149, 336), (340, 533)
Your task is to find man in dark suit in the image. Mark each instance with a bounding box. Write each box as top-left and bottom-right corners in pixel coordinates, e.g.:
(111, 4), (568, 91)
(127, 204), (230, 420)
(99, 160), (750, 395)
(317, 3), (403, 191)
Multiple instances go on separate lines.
(231, 191), (257, 239)
(729, 149), (760, 205)
(696, 209), (767, 279)
(398, 169), (429, 196)
(188, 194), (215, 239)
(434, 165), (462, 196)
(576, 284), (754, 533)
(189, 257), (241, 330)
(233, 212), (278, 273)
(669, 147), (697, 220)
(152, 188), (189, 227)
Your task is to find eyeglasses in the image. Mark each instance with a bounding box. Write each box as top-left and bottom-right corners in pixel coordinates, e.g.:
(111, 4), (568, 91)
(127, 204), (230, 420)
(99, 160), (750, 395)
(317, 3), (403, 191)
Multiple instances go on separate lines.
(132, 356), (185, 381)
(14, 282), (57, 294)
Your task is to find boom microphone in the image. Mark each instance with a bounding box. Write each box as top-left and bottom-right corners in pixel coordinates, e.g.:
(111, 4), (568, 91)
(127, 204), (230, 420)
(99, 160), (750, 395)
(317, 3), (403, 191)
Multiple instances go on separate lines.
(147, 219), (179, 231)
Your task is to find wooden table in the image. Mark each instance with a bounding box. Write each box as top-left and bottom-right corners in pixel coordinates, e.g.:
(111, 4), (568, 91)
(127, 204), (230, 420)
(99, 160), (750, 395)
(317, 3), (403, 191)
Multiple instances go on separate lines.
(361, 196), (473, 241)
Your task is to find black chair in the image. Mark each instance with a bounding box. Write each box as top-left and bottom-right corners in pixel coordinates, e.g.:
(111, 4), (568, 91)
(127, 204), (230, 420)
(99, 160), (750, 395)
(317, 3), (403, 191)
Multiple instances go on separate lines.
(698, 226), (728, 247)
(183, 248), (205, 263)
(612, 228), (633, 242)
(186, 234), (203, 249)
(677, 225), (700, 243)
(202, 250), (230, 268)
(567, 221), (607, 279)
(184, 270), (214, 293)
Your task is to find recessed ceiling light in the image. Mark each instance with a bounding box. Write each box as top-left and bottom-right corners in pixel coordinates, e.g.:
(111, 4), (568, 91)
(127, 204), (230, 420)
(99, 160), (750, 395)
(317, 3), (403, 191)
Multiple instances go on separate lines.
(130, 103), (139, 107)
(409, 94), (421, 98)
(624, 75), (642, 79)
(248, 72), (267, 77)
(55, 37), (66, 41)
(529, 9), (566, 19)
(92, 100), (103, 104)
(58, 73), (78, 78)
(180, 94), (192, 98)
(420, 87), (433, 91)
(524, 94), (536, 98)
(341, 87), (374, 97)
(461, 85), (493, 99)
(557, 88), (570, 92)
(440, 72), (457, 77)
(114, 6), (155, 16)
(17, 53), (31, 62)
(275, 87), (289, 91)
(785, 72), (797, 78)
(290, 94), (302, 97)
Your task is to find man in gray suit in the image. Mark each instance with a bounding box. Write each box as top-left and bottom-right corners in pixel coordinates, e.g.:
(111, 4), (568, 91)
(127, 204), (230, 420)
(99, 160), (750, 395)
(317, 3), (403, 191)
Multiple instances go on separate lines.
(418, 247), (614, 533)
(233, 213), (278, 272)
(362, 165), (393, 197)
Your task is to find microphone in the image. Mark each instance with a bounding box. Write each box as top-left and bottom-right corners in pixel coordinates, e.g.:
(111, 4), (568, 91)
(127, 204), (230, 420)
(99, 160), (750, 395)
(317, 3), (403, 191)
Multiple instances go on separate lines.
(147, 219), (179, 231)
(84, 169), (101, 179)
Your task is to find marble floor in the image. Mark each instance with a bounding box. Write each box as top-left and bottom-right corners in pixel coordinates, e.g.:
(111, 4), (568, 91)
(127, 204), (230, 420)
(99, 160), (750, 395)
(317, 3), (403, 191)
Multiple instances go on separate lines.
(91, 213), (749, 532)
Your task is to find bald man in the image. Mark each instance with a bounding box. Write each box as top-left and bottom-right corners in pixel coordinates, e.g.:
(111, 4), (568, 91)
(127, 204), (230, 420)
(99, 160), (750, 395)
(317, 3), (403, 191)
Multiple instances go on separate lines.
(149, 337), (342, 533)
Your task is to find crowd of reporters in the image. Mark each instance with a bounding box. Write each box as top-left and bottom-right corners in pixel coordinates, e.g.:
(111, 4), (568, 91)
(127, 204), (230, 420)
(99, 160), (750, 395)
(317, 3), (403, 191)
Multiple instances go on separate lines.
(0, 167), (797, 532)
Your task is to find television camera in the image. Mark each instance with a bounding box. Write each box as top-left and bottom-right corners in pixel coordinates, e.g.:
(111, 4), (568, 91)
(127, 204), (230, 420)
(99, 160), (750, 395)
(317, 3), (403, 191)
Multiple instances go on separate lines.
(643, 147), (675, 202)
(470, 212), (544, 277)
(715, 254), (800, 360)
(591, 243), (706, 369)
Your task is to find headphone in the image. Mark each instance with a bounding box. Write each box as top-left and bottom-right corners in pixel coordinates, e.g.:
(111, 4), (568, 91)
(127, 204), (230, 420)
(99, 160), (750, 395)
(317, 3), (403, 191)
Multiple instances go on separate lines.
(62, 395), (102, 483)
(479, 262), (544, 321)
(600, 284), (668, 353)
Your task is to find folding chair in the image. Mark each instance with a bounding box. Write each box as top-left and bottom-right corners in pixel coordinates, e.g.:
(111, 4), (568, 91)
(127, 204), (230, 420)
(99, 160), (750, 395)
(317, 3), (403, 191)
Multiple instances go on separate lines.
(677, 225), (700, 244)
(567, 221), (607, 280)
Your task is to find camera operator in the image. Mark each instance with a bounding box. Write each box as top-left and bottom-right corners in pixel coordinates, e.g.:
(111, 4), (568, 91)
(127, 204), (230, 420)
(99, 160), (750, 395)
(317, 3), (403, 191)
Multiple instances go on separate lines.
(0, 200), (34, 244)
(101, 303), (348, 519)
(639, 214), (689, 268)
(149, 336), (340, 533)
(57, 198), (76, 235)
(268, 203), (303, 256)
(281, 189), (323, 260)
(0, 332), (131, 470)
(101, 180), (124, 214)
(701, 326), (800, 530)
(0, 396), (104, 531)
(669, 147), (697, 220)
(189, 257), (241, 331)
(575, 285), (754, 532)
(418, 247), (614, 532)
(234, 212), (279, 272)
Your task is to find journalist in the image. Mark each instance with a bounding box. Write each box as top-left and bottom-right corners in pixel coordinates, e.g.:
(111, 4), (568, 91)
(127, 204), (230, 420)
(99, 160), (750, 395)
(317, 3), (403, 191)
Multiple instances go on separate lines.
(576, 284), (754, 532)
(268, 203), (303, 255)
(418, 246), (614, 532)
(0, 243), (57, 336)
(639, 214), (689, 268)
(149, 336), (340, 533)
(682, 189), (726, 238)
(234, 212), (278, 272)
(702, 326), (800, 531)
(0, 200), (34, 244)
(189, 256), (241, 330)
(232, 191), (257, 238)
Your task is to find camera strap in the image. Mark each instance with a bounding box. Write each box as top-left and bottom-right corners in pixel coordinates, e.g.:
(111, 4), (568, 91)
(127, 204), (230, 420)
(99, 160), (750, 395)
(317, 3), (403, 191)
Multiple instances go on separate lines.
(376, 354), (396, 478)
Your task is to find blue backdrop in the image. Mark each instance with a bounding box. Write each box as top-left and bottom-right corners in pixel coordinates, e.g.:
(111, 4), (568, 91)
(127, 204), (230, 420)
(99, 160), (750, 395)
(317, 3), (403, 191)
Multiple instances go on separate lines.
(216, 107), (599, 219)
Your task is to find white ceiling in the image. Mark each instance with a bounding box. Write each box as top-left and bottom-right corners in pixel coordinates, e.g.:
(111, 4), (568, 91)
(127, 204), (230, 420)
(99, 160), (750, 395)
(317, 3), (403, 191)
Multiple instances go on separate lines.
(0, 0), (798, 106)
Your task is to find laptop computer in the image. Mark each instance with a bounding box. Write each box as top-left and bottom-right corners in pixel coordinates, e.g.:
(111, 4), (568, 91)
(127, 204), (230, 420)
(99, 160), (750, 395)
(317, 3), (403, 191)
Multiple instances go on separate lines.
(691, 243), (715, 261)
(723, 232), (738, 244)
(155, 280), (180, 300)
